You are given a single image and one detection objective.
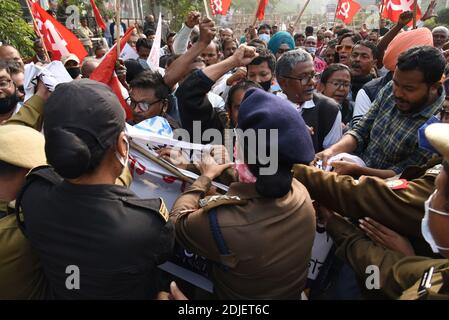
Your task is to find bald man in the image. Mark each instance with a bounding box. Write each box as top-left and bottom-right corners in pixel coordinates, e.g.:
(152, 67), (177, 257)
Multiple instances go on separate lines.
(0, 45), (23, 66)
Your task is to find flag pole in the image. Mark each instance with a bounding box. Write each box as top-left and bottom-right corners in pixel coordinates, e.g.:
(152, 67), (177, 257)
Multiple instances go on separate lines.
(413, 0), (418, 29)
(203, 0), (212, 20)
(251, 0), (262, 27)
(116, 0), (121, 57)
(379, 0), (384, 31)
(333, 0), (340, 32)
(25, 0), (51, 62)
(294, 0), (311, 28)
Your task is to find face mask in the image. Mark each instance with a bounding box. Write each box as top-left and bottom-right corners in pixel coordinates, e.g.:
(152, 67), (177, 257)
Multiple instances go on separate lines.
(305, 47), (317, 55)
(418, 116), (440, 154)
(421, 190), (449, 253)
(259, 33), (270, 44)
(115, 136), (129, 169)
(0, 93), (19, 115)
(259, 80), (272, 92)
(66, 67), (81, 79)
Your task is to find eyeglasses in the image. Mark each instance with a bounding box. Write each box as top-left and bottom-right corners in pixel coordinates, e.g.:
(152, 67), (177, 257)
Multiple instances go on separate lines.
(126, 97), (163, 112)
(0, 79), (12, 90)
(327, 80), (351, 88)
(336, 44), (353, 52)
(17, 85), (25, 94)
(282, 72), (319, 85)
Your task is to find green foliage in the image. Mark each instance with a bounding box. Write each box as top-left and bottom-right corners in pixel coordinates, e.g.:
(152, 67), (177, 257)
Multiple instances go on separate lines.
(0, 0), (36, 58)
(437, 8), (449, 27)
(157, 0), (203, 30)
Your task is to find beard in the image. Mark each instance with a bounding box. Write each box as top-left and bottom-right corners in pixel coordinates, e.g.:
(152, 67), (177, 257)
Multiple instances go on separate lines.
(395, 90), (431, 114)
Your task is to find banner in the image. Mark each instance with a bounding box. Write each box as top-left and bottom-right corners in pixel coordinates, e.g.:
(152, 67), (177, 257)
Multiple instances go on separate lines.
(30, 1), (87, 62)
(210, 0), (232, 16)
(381, 0), (421, 24)
(335, 0), (361, 25)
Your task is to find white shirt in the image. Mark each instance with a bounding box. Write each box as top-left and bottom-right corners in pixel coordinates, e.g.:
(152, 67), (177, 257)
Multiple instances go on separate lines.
(352, 89), (372, 127)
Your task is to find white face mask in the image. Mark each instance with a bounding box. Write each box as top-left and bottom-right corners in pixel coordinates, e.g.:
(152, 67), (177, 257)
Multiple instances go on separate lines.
(259, 33), (270, 44)
(421, 190), (449, 253)
(115, 135), (129, 168)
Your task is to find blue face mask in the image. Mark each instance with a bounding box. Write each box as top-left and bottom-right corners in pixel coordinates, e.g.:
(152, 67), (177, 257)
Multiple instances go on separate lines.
(418, 116), (440, 154)
(259, 33), (271, 44)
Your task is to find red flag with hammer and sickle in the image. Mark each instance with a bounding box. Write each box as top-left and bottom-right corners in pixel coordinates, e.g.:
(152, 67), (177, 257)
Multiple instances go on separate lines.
(335, 0), (361, 24)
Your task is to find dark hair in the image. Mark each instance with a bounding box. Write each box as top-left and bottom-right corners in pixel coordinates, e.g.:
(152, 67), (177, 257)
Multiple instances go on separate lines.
(354, 40), (379, 60)
(94, 45), (106, 53)
(144, 29), (156, 37)
(397, 46), (446, 85)
(45, 127), (118, 179)
(247, 39), (267, 50)
(130, 70), (170, 99)
(165, 54), (182, 68)
(124, 59), (144, 83)
(338, 32), (362, 46)
(6, 60), (23, 74)
(0, 160), (23, 177)
(248, 48), (276, 73)
(136, 38), (153, 51)
(305, 26), (314, 35)
(320, 63), (351, 84)
(294, 33), (305, 40)
(258, 24), (271, 33)
(0, 60), (11, 74)
(226, 80), (261, 111)
(167, 32), (176, 40)
(221, 38), (238, 51)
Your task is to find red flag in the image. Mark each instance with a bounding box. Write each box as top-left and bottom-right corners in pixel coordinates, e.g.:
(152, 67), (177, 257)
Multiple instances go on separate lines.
(30, 2), (87, 62)
(89, 0), (106, 31)
(381, 0), (421, 24)
(210, 0), (232, 16)
(335, 0), (361, 24)
(256, 0), (269, 21)
(90, 28), (135, 121)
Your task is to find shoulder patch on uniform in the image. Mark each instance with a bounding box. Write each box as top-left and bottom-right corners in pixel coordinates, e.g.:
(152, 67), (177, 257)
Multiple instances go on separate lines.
(425, 164), (443, 176)
(386, 179), (409, 190)
(158, 198), (169, 223)
(199, 195), (247, 211)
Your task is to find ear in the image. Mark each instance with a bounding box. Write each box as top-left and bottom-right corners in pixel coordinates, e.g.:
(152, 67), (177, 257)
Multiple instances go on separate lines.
(317, 82), (325, 93)
(116, 131), (128, 158)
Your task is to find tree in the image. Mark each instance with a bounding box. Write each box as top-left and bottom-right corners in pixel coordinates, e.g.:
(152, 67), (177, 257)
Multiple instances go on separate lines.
(0, 0), (36, 58)
(437, 8), (449, 26)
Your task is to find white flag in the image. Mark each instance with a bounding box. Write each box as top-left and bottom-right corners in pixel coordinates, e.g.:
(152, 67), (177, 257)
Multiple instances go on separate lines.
(147, 12), (162, 71)
(119, 43), (139, 61)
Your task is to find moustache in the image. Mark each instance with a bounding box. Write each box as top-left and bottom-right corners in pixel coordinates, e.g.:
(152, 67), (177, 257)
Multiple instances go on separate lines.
(394, 97), (408, 104)
(351, 63), (361, 69)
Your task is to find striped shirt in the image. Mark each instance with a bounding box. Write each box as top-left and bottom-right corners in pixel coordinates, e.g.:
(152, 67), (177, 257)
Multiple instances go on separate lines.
(347, 81), (444, 174)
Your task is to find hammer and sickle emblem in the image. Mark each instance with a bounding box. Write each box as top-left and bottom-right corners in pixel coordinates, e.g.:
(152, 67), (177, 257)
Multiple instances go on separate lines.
(338, 1), (351, 19)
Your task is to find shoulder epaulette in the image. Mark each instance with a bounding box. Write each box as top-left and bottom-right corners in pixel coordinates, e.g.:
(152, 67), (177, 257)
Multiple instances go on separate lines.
(199, 195), (247, 212)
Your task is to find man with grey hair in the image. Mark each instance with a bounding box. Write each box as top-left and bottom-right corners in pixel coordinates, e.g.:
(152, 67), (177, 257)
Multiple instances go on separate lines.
(276, 49), (342, 152)
(432, 26), (449, 50)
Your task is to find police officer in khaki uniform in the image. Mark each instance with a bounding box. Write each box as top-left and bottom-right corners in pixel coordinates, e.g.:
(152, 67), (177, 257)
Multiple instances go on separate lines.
(293, 97), (449, 257)
(0, 124), (48, 299)
(170, 88), (317, 299)
(16, 80), (174, 299)
(314, 123), (449, 299)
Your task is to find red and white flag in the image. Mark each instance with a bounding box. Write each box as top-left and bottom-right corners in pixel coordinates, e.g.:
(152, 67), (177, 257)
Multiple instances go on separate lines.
(381, 0), (421, 24)
(90, 28), (135, 121)
(256, 0), (269, 21)
(89, 0), (107, 31)
(147, 12), (162, 71)
(210, 0), (232, 16)
(335, 0), (361, 24)
(30, 1), (87, 62)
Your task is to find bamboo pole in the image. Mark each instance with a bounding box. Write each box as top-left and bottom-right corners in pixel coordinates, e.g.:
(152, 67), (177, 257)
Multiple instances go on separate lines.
(116, 0), (121, 56)
(412, 0), (418, 29)
(251, 0), (262, 27)
(203, 0), (212, 20)
(25, 0), (51, 62)
(294, 0), (311, 28)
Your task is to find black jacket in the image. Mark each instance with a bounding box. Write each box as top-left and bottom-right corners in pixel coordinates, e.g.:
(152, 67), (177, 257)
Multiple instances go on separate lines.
(17, 167), (174, 300)
(176, 70), (228, 144)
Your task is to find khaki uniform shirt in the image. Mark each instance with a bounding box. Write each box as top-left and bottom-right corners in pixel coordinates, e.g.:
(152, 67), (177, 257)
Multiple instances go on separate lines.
(170, 176), (316, 299)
